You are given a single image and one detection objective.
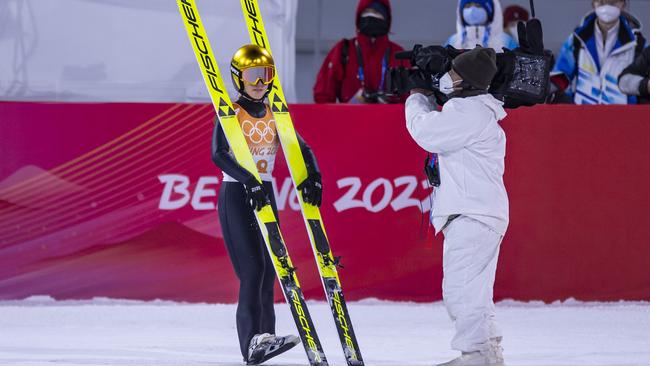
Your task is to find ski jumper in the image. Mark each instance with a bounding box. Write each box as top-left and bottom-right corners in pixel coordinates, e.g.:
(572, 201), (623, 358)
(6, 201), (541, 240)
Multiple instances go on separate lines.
(211, 97), (319, 359)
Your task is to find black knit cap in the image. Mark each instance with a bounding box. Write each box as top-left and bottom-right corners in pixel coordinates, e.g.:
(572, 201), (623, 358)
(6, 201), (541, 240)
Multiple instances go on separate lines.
(451, 46), (498, 91)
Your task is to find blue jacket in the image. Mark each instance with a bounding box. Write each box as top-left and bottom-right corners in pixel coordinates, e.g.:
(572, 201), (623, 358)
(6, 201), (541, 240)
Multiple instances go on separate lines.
(554, 12), (645, 104)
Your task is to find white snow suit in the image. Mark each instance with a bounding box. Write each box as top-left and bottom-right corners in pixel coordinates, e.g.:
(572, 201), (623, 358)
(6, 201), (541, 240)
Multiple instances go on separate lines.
(405, 92), (509, 353)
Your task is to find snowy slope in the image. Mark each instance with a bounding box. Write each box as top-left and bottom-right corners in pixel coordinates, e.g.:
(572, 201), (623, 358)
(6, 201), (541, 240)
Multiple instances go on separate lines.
(0, 297), (648, 366)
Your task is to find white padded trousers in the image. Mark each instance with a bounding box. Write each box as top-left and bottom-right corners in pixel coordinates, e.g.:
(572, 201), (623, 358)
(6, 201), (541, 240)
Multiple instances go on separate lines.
(442, 215), (504, 353)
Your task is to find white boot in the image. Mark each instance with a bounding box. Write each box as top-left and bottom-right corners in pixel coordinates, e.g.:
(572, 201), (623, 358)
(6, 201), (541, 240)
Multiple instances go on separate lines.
(246, 333), (300, 365)
(246, 333), (274, 365)
(436, 338), (505, 366)
(261, 334), (300, 363)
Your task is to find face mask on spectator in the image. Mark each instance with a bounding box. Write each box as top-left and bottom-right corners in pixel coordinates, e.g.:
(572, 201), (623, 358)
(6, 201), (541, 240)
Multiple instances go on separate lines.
(463, 6), (489, 26)
(595, 5), (621, 23)
(358, 11), (389, 37)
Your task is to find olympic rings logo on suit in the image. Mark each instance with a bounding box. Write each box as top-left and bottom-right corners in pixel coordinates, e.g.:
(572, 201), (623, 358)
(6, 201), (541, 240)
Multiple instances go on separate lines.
(241, 119), (276, 144)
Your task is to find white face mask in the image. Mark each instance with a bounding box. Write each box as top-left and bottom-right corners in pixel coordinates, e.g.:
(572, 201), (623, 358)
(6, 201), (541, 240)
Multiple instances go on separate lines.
(438, 72), (462, 95)
(463, 7), (489, 26)
(595, 5), (621, 23)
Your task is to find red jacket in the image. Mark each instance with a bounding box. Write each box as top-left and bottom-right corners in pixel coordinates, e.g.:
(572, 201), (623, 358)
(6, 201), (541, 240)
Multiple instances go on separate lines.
(313, 0), (408, 103)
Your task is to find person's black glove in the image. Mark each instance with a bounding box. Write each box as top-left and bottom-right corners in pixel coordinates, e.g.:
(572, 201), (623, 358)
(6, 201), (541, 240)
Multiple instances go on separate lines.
(387, 67), (434, 95)
(407, 70), (435, 94)
(244, 177), (270, 211)
(516, 18), (544, 56)
(494, 18), (545, 84)
(511, 18), (555, 73)
(297, 173), (322, 207)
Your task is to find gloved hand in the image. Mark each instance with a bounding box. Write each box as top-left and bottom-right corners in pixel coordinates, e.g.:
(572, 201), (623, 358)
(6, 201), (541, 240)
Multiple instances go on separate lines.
(516, 19), (544, 56)
(514, 18), (555, 63)
(387, 67), (434, 95)
(244, 177), (270, 211)
(297, 173), (322, 207)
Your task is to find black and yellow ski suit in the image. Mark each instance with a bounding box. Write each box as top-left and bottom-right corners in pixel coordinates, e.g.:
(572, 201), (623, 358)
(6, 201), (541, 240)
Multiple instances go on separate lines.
(211, 96), (319, 359)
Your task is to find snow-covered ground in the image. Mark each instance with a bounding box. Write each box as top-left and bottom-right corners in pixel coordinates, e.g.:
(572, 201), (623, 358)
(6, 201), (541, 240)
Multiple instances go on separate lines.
(1, 297), (649, 366)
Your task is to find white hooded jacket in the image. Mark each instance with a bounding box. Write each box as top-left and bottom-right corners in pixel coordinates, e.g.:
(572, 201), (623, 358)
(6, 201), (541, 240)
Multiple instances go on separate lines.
(405, 93), (509, 235)
(446, 0), (518, 52)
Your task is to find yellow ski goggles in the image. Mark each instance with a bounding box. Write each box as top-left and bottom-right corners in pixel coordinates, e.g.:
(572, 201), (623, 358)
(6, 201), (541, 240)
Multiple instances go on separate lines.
(242, 66), (275, 85)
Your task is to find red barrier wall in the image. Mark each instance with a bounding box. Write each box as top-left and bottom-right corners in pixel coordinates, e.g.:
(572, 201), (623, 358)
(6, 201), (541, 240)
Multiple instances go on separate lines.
(1, 101), (649, 303)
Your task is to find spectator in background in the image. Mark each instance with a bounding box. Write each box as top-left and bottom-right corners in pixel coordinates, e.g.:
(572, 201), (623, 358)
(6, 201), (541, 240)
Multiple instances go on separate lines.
(618, 46), (650, 103)
(553, 0), (646, 104)
(313, 0), (408, 104)
(445, 0), (518, 52)
(503, 5), (529, 44)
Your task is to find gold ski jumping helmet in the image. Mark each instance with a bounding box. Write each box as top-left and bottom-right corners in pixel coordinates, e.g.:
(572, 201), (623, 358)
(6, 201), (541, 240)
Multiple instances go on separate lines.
(230, 44), (275, 100)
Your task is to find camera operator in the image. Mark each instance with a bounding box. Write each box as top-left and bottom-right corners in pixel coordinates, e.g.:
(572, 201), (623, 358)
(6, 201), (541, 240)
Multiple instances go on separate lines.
(405, 46), (508, 366)
(388, 17), (552, 109)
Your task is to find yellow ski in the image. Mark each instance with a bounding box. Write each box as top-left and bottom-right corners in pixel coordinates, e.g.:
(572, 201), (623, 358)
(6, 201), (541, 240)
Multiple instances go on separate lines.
(240, 1), (364, 365)
(176, 1), (328, 365)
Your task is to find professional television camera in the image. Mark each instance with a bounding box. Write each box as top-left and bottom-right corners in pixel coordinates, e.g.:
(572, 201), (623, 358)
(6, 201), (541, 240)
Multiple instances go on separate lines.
(386, 18), (554, 109)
